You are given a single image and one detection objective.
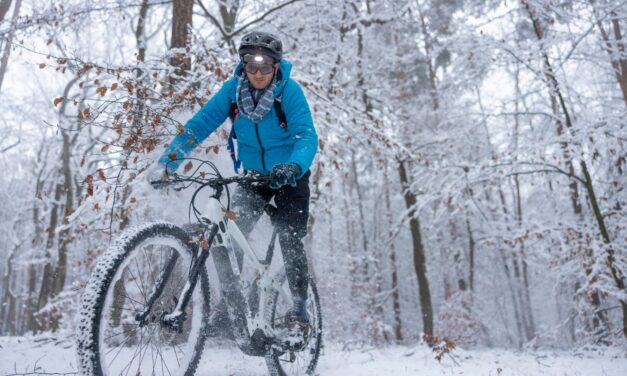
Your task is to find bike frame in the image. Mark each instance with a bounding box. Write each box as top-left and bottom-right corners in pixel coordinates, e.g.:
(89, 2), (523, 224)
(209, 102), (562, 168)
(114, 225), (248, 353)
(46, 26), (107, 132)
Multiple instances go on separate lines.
(145, 181), (293, 356)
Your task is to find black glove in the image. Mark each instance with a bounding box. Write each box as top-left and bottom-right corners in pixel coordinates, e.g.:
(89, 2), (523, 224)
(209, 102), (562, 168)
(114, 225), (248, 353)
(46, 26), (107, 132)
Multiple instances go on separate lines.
(269, 163), (301, 189)
(147, 163), (173, 189)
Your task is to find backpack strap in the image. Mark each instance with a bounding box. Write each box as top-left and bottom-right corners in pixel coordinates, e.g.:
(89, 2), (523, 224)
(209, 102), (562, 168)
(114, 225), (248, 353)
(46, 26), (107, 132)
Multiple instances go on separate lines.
(228, 101), (239, 138)
(227, 101), (241, 173)
(274, 94), (287, 128)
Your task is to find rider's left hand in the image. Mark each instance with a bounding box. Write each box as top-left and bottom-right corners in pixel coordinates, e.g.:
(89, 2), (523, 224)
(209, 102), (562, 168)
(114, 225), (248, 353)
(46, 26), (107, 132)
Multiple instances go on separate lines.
(269, 163), (301, 189)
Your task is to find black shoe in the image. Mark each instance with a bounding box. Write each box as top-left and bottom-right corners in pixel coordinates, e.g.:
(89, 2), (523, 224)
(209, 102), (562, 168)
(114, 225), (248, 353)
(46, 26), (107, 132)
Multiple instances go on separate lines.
(283, 310), (310, 351)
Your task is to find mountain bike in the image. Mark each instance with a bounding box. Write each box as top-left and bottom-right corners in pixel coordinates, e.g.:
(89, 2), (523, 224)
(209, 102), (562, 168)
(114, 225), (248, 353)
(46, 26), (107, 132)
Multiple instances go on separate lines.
(76, 159), (322, 376)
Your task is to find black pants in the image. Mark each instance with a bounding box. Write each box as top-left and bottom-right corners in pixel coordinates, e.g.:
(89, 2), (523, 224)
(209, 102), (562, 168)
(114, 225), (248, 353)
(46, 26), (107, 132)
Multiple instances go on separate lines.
(232, 170), (311, 302)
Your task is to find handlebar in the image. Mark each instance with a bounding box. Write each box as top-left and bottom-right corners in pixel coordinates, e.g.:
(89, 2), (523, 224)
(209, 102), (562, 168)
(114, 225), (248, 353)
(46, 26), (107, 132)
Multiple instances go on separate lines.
(148, 159), (273, 223)
(150, 172), (271, 190)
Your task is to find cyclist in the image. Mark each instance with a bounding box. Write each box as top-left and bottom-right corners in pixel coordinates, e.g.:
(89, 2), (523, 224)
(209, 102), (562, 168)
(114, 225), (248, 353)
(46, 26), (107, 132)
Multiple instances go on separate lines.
(149, 31), (318, 349)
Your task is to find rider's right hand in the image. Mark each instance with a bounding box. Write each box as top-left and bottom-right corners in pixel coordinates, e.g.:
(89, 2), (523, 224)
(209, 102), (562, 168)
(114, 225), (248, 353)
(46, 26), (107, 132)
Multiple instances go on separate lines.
(146, 164), (171, 189)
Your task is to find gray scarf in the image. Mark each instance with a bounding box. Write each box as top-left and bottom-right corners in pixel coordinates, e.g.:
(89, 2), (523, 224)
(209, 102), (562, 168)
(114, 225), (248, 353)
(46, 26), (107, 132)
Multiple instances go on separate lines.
(236, 73), (278, 123)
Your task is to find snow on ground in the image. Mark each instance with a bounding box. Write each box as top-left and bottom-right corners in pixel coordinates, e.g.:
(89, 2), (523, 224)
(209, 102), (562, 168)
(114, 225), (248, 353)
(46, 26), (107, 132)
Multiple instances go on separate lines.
(0, 336), (625, 376)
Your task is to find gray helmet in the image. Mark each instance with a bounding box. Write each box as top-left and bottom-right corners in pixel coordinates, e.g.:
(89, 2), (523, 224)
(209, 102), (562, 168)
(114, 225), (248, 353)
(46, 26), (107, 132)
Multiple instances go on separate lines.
(238, 31), (283, 62)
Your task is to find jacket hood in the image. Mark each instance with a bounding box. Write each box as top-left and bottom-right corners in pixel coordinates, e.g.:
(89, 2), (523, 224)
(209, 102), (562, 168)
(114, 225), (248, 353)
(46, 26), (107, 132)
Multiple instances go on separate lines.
(233, 59), (292, 96)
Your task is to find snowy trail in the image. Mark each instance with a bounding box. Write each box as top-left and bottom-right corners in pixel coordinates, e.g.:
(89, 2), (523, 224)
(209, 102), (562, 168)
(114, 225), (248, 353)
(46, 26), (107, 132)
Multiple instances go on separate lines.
(0, 337), (625, 376)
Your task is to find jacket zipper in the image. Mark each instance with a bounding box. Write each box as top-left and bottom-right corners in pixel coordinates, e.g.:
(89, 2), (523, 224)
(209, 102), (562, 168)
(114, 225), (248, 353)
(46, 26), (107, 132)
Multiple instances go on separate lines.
(254, 122), (267, 171)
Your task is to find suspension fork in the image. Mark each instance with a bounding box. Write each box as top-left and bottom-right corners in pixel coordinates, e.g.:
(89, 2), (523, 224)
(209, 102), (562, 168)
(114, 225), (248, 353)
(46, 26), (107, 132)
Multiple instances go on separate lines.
(135, 224), (219, 330)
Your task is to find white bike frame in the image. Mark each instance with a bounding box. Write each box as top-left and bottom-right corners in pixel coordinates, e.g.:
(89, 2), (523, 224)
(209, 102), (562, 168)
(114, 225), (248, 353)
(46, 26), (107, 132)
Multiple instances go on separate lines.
(202, 196), (293, 340)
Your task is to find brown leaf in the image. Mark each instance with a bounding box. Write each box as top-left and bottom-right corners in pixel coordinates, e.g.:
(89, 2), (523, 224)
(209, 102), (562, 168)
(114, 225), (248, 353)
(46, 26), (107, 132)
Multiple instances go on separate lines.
(96, 86), (107, 97)
(36, 192), (43, 200)
(53, 97), (64, 107)
(123, 81), (134, 93)
(111, 82), (118, 90)
(93, 203), (100, 210)
(222, 208), (237, 220)
(101, 144), (109, 152)
(183, 161), (193, 173)
(97, 169), (106, 181)
(130, 197), (137, 204)
(85, 175), (94, 196)
(39, 63), (46, 69)
(168, 152), (177, 161)
(212, 146), (219, 154)
(81, 107), (91, 119)
(200, 237), (209, 249)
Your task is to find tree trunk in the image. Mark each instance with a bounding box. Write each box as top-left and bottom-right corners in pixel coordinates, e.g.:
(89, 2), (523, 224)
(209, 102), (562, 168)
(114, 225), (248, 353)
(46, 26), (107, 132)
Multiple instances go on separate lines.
(170, 0), (193, 75)
(350, 150), (370, 285)
(465, 218), (475, 292)
(51, 131), (74, 298)
(590, 1), (627, 106)
(384, 162), (403, 342)
(1, 245), (17, 335)
(0, 0), (12, 21)
(0, 0), (21, 94)
(397, 159), (433, 336)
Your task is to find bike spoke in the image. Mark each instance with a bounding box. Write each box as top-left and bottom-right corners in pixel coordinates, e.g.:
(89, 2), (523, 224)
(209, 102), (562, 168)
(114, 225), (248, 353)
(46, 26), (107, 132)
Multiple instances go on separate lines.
(119, 326), (146, 376)
(106, 325), (141, 368)
(134, 325), (155, 376)
(114, 286), (144, 311)
(130, 258), (149, 304)
(154, 340), (173, 376)
(103, 325), (141, 342)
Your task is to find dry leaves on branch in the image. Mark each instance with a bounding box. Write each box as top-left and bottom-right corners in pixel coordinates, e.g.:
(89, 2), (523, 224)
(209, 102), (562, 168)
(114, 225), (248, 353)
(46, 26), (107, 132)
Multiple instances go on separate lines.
(85, 175), (94, 196)
(422, 334), (456, 362)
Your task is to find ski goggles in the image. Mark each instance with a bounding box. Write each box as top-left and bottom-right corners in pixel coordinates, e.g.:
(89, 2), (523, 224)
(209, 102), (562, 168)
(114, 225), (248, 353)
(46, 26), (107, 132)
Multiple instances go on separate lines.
(243, 54), (275, 75)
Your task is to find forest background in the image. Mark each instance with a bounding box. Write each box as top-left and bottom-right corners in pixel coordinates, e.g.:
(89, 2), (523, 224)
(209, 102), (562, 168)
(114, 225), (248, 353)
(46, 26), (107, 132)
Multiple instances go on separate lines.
(0, 0), (625, 351)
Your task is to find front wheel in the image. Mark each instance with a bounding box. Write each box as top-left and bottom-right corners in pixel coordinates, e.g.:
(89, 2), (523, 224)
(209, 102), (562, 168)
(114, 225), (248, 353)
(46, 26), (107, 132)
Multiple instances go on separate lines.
(265, 278), (323, 376)
(76, 222), (211, 376)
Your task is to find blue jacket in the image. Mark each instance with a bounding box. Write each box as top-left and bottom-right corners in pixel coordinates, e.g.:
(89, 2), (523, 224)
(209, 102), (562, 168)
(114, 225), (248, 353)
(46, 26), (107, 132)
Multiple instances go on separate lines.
(158, 59), (318, 178)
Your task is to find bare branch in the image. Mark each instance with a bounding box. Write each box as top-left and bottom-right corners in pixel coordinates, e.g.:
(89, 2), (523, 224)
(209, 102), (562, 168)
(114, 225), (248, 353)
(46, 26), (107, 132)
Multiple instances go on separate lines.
(195, 0), (227, 38)
(230, 0), (303, 37)
(0, 137), (19, 153)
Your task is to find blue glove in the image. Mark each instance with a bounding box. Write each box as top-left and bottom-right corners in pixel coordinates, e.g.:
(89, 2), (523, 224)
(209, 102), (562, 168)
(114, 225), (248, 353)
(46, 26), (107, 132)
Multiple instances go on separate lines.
(269, 163), (301, 189)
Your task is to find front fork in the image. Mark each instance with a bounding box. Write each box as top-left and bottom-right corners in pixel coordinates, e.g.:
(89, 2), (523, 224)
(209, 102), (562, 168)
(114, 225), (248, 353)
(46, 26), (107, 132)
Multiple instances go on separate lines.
(135, 223), (219, 331)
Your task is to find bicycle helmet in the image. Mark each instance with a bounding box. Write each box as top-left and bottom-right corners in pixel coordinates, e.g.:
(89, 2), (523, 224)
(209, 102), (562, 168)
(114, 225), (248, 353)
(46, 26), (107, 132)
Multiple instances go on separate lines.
(238, 31), (283, 62)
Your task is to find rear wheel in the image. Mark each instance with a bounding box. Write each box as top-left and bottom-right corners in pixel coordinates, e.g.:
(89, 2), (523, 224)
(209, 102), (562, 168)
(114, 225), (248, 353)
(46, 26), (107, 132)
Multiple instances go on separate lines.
(76, 222), (211, 376)
(265, 278), (322, 376)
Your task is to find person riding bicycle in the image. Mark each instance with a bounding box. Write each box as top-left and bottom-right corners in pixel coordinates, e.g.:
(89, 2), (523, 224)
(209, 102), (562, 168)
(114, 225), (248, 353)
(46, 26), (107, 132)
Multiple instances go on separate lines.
(149, 31), (318, 349)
